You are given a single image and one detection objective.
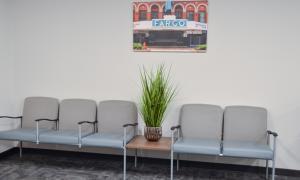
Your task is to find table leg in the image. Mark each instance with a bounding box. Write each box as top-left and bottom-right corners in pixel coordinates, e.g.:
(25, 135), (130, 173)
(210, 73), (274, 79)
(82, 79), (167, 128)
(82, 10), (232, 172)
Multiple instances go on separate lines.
(177, 154), (179, 171)
(123, 147), (126, 180)
(134, 149), (138, 168)
(171, 147), (174, 180)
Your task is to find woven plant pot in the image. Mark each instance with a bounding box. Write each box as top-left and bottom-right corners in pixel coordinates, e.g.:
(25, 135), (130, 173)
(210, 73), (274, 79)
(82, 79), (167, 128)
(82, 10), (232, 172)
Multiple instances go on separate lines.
(144, 127), (162, 141)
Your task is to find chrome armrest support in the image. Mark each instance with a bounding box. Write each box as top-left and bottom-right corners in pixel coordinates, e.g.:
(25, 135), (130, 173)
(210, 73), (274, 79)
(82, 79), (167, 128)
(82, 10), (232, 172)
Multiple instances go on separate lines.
(267, 130), (278, 159)
(171, 124), (181, 174)
(220, 141), (224, 156)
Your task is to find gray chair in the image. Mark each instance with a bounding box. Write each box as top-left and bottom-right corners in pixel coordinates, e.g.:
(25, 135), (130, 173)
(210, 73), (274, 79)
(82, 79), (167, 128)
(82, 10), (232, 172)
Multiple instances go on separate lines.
(170, 104), (223, 180)
(222, 106), (278, 180)
(37, 99), (97, 146)
(79, 100), (138, 180)
(0, 97), (59, 157)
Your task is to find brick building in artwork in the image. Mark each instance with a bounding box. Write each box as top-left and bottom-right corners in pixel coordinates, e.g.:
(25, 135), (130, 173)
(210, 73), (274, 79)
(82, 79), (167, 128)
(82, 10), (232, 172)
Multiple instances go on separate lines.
(133, 0), (208, 51)
(133, 0), (208, 23)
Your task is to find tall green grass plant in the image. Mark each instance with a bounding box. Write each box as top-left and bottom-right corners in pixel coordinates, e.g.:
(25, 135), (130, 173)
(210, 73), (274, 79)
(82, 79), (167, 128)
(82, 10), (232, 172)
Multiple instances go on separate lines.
(140, 65), (176, 127)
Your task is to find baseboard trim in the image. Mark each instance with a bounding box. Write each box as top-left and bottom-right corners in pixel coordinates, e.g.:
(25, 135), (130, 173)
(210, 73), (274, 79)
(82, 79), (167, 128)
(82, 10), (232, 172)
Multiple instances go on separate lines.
(1, 147), (300, 177)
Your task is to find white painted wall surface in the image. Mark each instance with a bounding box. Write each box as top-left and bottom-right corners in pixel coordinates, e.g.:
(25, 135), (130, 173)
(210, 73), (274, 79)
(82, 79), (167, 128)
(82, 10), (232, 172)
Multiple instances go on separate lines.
(2, 0), (300, 170)
(0, 0), (17, 152)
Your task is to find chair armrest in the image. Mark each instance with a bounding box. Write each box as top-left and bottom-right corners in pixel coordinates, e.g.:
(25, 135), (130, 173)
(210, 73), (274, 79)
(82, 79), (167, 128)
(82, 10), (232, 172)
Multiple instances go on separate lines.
(35, 118), (58, 122)
(78, 121), (97, 125)
(35, 118), (60, 144)
(171, 125), (181, 147)
(0, 116), (22, 119)
(78, 121), (98, 148)
(78, 121), (98, 133)
(123, 123), (138, 128)
(171, 125), (181, 131)
(122, 123), (138, 147)
(267, 130), (278, 137)
(267, 130), (278, 157)
(0, 116), (23, 128)
(36, 118), (59, 135)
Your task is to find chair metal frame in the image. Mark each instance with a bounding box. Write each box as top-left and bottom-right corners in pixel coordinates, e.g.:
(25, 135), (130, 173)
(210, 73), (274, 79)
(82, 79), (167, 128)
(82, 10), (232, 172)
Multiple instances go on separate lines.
(267, 130), (278, 180)
(0, 116), (23, 157)
(170, 125), (181, 180)
(35, 118), (59, 144)
(123, 123), (138, 180)
(76, 120), (138, 180)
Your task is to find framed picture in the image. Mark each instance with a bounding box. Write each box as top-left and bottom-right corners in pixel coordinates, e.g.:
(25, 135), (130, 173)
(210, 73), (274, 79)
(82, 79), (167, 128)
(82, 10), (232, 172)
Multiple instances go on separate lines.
(133, 0), (208, 53)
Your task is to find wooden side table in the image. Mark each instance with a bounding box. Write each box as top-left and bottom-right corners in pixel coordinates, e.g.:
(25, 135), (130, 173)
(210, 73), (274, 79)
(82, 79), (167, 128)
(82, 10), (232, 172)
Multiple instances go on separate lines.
(126, 135), (171, 168)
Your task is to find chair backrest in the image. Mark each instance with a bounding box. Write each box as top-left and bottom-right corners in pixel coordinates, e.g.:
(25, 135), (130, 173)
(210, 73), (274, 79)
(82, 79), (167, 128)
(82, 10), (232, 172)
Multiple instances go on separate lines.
(22, 97), (59, 128)
(223, 106), (267, 144)
(180, 104), (223, 140)
(59, 99), (97, 130)
(98, 100), (138, 134)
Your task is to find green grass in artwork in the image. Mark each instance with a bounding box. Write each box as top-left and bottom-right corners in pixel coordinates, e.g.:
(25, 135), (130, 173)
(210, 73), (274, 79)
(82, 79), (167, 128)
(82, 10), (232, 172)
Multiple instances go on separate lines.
(195, 44), (207, 50)
(133, 43), (143, 50)
(140, 64), (177, 127)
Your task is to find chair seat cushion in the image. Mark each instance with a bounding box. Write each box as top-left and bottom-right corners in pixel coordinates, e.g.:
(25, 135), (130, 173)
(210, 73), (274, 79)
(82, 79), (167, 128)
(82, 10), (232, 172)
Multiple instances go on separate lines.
(0, 128), (50, 142)
(173, 138), (221, 155)
(82, 133), (133, 149)
(39, 130), (90, 145)
(223, 141), (273, 159)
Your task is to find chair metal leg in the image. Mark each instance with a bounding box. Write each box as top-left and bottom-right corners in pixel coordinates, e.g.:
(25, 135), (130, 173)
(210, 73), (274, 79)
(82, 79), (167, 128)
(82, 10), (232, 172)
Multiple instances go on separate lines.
(266, 160), (269, 179)
(171, 148), (174, 180)
(272, 159), (276, 180)
(272, 136), (277, 180)
(19, 141), (22, 158)
(134, 149), (137, 168)
(36, 121), (40, 144)
(123, 147), (127, 180)
(176, 154), (179, 171)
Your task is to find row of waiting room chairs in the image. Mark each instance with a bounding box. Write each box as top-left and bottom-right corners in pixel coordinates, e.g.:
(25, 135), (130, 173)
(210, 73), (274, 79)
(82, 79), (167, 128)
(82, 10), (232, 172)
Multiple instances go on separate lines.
(170, 104), (278, 180)
(0, 97), (278, 180)
(0, 97), (137, 180)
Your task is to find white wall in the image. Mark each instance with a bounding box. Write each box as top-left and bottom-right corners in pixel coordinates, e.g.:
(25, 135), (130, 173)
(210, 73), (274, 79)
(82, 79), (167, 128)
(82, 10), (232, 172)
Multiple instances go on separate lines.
(0, 0), (16, 152)
(4, 0), (300, 170)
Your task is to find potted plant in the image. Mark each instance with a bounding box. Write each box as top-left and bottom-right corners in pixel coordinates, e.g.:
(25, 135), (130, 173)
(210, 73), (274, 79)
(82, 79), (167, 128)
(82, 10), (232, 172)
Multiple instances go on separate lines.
(140, 64), (176, 141)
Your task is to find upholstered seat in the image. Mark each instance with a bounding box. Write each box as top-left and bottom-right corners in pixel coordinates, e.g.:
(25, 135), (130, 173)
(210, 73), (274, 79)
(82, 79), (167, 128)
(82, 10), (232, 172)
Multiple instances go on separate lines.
(39, 129), (91, 145)
(173, 138), (220, 155)
(0, 128), (51, 142)
(80, 100), (137, 149)
(82, 132), (134, 149)
(223, 141), (273, 159)
(37, 99), (97, 145)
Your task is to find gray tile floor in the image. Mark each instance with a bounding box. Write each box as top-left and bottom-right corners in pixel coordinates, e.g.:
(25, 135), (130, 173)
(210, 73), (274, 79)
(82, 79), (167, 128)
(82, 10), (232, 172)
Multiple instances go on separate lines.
(0, 149), (298, 180)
